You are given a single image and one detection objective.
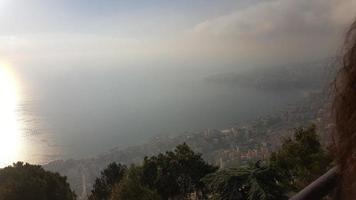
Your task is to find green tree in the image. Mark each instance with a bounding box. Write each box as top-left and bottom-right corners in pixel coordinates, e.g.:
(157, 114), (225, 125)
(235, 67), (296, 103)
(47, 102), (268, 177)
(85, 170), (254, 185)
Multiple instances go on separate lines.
(141, 143), (218, 199)
(110, 166), (161, 200)
(269, 124), (332, 191)
(89, 162), (127, 200)
(202, 124), (332, 199)
(203, 161), (287, 200)
(0, 162), (76, 200)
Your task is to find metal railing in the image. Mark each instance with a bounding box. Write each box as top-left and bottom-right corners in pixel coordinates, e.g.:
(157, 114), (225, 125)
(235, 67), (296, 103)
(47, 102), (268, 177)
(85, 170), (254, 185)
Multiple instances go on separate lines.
(289, 167), (339, 200)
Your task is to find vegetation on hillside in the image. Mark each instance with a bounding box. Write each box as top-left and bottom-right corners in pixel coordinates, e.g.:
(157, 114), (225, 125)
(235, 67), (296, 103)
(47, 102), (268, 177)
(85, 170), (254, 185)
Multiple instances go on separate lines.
(204, 124), (332, 200)
(89, 143), (218, 200)
(0, 124), (331, 200)
(202, 162), (288, 200)
(0, 162), (76, 200)
(88, 124), (332, 200)
(89, 163), (127, 200)
(269, 125), (332, 192)
(111, 166), (161, 200)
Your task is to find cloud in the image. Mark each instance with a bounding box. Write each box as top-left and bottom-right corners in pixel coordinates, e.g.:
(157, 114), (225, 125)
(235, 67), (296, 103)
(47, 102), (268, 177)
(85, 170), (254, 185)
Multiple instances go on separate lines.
(185, 0), (356, 65)
(1, 0), (355, 67)
(193, 0), (356, 38)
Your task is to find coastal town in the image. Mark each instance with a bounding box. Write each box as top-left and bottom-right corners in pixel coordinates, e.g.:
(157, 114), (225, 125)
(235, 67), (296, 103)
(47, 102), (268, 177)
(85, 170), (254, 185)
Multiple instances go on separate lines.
(44, 89), (330, 199)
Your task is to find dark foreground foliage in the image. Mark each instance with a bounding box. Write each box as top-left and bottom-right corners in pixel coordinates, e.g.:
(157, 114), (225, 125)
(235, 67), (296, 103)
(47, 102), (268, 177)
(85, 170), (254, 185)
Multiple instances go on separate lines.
(203, 161), (288, 200)
(111, 166), (161, 200)
(269, 124), (332, 192)
(141, 143), (218, 199)
(89, 143), (218, 200)
(204, 124), (332, 200)
(91, 124), (332, 200)
(0, 162), (76, 200)
(88, 162), (127, 200)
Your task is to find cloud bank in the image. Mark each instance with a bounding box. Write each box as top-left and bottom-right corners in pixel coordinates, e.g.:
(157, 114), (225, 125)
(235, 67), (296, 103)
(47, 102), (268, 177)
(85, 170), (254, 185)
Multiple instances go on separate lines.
(0, 0), (355, 67)
(185, 0), (356, 65)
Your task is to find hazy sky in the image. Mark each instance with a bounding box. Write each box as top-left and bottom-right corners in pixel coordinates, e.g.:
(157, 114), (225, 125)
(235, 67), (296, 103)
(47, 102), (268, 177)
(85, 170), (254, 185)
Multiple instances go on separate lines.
(0, 0), (355, 164)
(0, 0), (355, 67)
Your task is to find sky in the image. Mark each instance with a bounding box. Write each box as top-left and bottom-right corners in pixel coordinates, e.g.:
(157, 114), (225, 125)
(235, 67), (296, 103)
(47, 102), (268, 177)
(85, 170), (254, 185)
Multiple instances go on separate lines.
(0, 0), (354, 67)
(0, 0), (355, 164)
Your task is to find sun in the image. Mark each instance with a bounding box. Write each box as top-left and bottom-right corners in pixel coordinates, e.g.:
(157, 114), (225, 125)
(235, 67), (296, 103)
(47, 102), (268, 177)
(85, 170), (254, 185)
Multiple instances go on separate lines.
(0, 63), (22, 167)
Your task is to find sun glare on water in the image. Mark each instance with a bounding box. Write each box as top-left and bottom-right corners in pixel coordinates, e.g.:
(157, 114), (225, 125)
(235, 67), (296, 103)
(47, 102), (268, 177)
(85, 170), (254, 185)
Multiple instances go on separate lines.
(0, 64), (22, 167)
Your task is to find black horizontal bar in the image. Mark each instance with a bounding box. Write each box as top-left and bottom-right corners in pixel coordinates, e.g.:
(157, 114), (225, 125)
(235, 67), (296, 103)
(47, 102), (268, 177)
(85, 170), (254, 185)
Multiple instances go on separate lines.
(289, 166), (339, 200)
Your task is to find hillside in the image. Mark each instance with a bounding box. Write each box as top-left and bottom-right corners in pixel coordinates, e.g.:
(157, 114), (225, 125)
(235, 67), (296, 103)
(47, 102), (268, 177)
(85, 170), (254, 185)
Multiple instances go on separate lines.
(44, 90), (330, 199)
(44, 60), (334, 199)
(205, 60), (334, 91)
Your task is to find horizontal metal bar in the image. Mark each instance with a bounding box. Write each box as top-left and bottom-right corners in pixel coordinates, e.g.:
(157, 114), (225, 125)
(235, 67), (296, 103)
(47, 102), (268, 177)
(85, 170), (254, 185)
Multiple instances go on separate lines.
(289, 166), (339, 200)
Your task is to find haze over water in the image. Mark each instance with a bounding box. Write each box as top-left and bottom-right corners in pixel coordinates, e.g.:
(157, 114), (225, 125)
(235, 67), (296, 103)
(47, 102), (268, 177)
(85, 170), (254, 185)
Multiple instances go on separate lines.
(16, 63), (303, 163)
(0, 0), (355, 166)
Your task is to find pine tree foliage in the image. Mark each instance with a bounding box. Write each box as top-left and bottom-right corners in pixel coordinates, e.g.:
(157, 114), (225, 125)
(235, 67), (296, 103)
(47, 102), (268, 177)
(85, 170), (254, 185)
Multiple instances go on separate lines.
(269, 124), (332, 191)
(203, 162), (287, 200)
(110, 166), (161, 200)
(89, 162), (127, 200)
